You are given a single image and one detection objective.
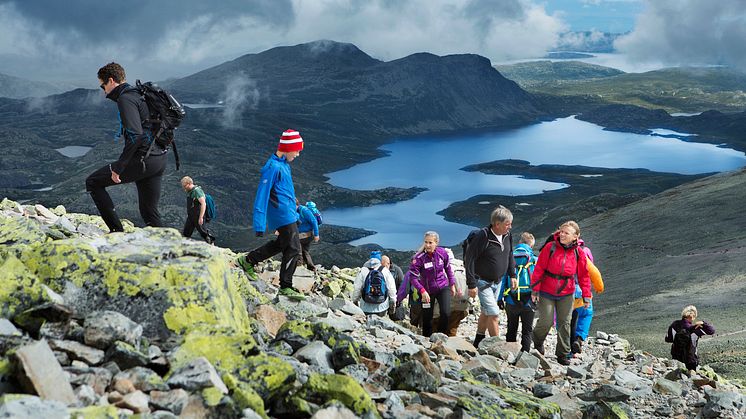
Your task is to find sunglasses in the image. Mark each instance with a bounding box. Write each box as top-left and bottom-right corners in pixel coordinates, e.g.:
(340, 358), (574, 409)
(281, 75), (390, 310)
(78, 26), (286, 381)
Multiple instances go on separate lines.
(99, 80), (107, 90)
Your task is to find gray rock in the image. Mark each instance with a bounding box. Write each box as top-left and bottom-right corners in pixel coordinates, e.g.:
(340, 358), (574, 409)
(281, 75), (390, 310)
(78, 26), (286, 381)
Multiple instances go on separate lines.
(113, 366), (168, 392)
(461, 355), (502, 376)
(390, 360), (439, 392)
(339, 363), (369, 384)
(0, 395), (68, 419)
(429, 333), (449, 345)
(613, 369), (652, 390)
(578, 384), (634, 402)
(276, 296), (328, 319)
(34, 204), (58, 221)
(294, 341), (334, 370)
(420, 392), (458, 410)
(311, 405), (358, 419)
(151, 411), (179, 419)
(653, 378), (683, 396)
(366, 315), (416, 337)
(395, 342), (422, 358)
(241, 408), (266, 419)
(292, 267), (317, 293)
(532, 383), (557, 398)
(0, 318), (21, 336)
(444, 337), (477, 356)
(313, 312), (358, 332)
(65, 366), (113, 395)
(49, 339), (105, 365)
(115, 390), (150, 413)
(566, 365), (587, 379)
(14, 340), (76, 404)
(510, 367), (538, 381)
(150, 389), (190, 415)
(166, 357), (228, 394)
(544, 391), (582, 418)
(105, 340), (149, 370)
(513, 351), (539, 370)
(596, 331), (609, 340)
(701, 388), (745, 418)
(74, 384), (98, 407)
(54, 216), (77, 235)
(83, 310), (142, 349)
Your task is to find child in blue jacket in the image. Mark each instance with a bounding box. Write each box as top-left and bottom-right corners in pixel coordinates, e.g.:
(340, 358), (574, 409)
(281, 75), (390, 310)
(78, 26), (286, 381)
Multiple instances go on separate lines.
(498, 232), (537, 352)
(237, 129), (306, 300)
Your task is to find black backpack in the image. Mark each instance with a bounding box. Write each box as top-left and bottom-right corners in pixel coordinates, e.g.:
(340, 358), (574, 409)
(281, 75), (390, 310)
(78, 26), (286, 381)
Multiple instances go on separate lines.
(670, 327), (694, 364)
(136, 80), (186, 170)
(461, 227), (489, 258)
(362, 266), (388, 304)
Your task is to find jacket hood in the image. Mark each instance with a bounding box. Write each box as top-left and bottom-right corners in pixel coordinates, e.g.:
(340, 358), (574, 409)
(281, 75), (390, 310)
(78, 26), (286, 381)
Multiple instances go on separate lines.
(514, 243), (534, 255)
(363, 258), (382, 269)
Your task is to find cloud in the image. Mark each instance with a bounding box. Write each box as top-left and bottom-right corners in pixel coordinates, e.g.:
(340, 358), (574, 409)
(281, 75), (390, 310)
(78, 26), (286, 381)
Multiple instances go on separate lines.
(615, 0), (746, 69)
(221, 74), (260, 129)
(0, 0), (566, 83)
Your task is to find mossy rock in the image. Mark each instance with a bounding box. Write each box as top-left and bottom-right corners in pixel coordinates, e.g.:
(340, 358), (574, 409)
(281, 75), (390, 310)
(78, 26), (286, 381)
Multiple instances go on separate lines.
(274, 320), (315, 351)
(299, 373), (379, 418)
(223, 373), (268, 419)
(169, 328), (258, 373)
(69, 405), (120, 418)
(234, 353), (296, 403)
(0, 215), (48, 246)
(332, 340), (360, 371)
(455, 378), (561, 418)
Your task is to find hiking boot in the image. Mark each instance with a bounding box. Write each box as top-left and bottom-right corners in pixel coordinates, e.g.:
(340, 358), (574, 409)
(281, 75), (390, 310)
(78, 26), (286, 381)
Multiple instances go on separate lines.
(236, 254), (256, 277)
(278, 287), (306, 301)
(558, 357), (571, 366)
(571, 338), (583, 354)
(534, 344), (545, 356)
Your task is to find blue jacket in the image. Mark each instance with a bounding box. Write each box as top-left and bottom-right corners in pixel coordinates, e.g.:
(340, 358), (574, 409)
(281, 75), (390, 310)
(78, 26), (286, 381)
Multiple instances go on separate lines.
(498, 243), (537, 306)
(252, 154), (298, 233)
(297, 205), (319, 236)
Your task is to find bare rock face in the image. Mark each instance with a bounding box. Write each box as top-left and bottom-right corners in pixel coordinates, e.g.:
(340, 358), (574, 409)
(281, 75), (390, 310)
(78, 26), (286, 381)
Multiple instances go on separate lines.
(13, 340), (76, 405)
(83, 311), (143, 350)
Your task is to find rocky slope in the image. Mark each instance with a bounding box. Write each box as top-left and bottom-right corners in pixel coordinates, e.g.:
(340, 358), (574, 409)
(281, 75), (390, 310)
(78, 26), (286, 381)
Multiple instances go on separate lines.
(1, 199), (744, 418)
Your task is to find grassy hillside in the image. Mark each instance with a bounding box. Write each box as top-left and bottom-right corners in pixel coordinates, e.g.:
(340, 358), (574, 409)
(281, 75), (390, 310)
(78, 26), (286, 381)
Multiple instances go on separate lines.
(516, 65), (746, 113)
(581, 168), (746, 380)
(495, 60), (623, 88)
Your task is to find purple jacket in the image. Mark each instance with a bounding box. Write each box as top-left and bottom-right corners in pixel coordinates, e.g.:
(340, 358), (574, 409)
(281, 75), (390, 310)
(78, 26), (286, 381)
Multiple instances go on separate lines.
(408, 247), (455, 294)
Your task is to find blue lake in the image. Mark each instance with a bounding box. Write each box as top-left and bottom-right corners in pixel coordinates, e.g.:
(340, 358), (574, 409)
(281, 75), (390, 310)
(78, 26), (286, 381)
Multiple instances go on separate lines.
(323, 116), (746, 250)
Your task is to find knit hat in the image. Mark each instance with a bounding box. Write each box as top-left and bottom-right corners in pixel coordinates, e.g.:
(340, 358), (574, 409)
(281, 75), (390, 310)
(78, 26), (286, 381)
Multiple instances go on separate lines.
(369, 250), (382, 262)
(278, 129), (304, 152)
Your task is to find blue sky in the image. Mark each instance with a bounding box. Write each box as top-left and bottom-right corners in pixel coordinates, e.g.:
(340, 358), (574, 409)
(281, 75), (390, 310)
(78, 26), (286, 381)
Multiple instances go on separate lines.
(547, 0), (643, 33)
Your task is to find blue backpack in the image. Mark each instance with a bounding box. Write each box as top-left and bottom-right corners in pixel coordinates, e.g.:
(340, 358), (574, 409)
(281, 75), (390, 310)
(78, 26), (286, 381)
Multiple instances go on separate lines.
(205, 194), (217, 221)
(363, 266), (388, 304)
(306, 201), (322, 225)
(508, 246), (535, 301)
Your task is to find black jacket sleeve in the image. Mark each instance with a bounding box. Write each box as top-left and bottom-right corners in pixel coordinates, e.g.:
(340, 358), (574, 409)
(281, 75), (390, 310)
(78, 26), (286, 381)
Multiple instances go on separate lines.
(111, 92), (147, 174)
(507, 232), (516, 278)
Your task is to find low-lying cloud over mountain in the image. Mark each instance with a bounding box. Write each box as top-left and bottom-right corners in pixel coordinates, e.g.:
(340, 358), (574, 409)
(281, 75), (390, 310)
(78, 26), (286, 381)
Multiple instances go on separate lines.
(615, 0), (746, 69)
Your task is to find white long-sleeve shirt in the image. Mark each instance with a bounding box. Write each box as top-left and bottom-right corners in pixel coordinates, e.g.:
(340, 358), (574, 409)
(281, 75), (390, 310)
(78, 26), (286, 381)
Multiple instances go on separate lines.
(352, 258), (397, 314)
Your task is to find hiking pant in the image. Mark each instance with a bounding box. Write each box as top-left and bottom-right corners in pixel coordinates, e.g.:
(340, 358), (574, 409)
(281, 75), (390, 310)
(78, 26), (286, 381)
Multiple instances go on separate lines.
(299, 235), (315, 270)
(182, 205), (215, 244)
(533, 294), (574, 360)
(571, 305), (594, 342)
(85, 153), (167, 232)
(247, 222), (300, 289)
(505, 301), (536, 352)
(433, 309), (468, 337)
(421, 288), (451, 337)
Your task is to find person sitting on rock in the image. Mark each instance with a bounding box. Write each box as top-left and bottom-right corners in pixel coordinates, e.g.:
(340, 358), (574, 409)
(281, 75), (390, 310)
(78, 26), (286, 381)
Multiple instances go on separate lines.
(352, 251), (397, 317)
(407, 231), (456, 337)
(665, 305), (715, 372)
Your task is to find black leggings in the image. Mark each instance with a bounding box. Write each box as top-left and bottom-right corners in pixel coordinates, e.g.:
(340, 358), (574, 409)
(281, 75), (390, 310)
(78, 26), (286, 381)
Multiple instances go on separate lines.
(247, 222), (301, 289)
(421, 287), (451, 337)
(505, 300), (535, 352)
(85, 153), (166, 232)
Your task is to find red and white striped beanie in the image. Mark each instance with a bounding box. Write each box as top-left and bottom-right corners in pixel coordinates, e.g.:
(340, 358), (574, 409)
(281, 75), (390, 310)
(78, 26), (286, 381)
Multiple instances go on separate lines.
(278, 129), (304, 152)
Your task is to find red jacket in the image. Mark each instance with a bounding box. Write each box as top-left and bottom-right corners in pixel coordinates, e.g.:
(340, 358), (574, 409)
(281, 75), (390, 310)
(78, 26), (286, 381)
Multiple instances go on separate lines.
(531, 233), (591, 298)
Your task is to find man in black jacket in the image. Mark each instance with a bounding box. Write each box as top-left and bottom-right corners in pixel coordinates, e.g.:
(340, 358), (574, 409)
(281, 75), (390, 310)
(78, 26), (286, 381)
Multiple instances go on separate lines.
(86, 62), (167, 232)
(465, 205), (517, 348)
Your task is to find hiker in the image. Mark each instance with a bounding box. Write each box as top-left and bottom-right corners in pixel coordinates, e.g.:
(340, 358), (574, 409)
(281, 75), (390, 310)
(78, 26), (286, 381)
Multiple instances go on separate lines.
(382, 255), (405, 291)
(352, 251), (397, 316)
(464, 205), (516, 348)
(432, 247), (470, 337)
(407, 231), (456, 337)
(396, 261), (423, 328)
(296, 199), (319, 271)
(180, 176), (215, 244)
(531, 221), (591, 365)
(86, 62), (167, 232)
(570, 241), (604, 355)
(665, 305), (715, 371)
(497, 232), (537, 352)
(236, 129), (305, 300)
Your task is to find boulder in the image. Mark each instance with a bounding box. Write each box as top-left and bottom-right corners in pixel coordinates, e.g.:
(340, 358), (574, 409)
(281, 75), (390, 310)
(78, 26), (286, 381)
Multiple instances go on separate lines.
(13, 340), (76, 405)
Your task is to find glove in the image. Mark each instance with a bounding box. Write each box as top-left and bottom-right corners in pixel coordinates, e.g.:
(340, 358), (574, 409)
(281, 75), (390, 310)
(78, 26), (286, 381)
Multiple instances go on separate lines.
(497, 300), (505, 310)
(255, 231), (264, 237)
